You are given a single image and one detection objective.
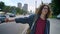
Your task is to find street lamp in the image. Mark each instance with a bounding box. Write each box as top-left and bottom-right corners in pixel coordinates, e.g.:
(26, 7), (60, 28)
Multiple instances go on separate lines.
(35, 0), (37, 8)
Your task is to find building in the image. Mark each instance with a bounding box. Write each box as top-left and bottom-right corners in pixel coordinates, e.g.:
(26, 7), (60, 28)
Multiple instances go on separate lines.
(22, 4), (28, 11)
(18, 3), (22, 9)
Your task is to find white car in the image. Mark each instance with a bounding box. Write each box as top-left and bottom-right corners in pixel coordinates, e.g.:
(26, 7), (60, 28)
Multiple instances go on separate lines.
(6, 13), (15, 17)
(57, 14), (60, 19)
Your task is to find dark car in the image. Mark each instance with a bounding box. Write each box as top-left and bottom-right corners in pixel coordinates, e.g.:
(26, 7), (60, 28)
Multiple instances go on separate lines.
(0, 14), (6, 23)
(9, 14), (15, 17)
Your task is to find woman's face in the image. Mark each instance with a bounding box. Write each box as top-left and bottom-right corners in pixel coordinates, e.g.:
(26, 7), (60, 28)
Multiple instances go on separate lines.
(41, 6), (48, 15)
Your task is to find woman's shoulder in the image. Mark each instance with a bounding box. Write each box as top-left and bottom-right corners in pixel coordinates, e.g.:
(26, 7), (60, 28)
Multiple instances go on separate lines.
(29, 14), (36, 18)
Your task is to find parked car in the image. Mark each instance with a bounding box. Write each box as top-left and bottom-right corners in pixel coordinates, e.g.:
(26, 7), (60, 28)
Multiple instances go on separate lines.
(0, 12), (6, 23)
(6, 13), (16, 17)
(57, 14), (60, 19)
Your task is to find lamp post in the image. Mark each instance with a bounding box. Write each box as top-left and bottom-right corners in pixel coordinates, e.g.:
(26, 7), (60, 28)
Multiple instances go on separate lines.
(35, 0), (37, 13)
(35, 0), (37, 9)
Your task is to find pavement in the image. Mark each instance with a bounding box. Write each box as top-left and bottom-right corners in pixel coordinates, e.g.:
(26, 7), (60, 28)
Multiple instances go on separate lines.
(49, 19), (60, 34)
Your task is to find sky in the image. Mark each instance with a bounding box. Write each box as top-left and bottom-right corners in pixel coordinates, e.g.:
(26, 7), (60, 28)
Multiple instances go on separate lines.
(0, 0), (51, 12)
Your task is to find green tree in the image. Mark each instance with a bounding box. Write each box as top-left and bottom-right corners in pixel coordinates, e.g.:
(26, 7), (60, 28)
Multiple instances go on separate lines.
(0, 1), (5, 11)
(51, 0), (60, 16)
(3, 6), (11, 13)
(0, 1), (27, 14)
(16, 8), (28, 14)
(16, 8), (23, 14)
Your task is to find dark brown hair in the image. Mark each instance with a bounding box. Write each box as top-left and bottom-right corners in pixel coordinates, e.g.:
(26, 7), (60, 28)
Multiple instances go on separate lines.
(35, 4), (51, 18)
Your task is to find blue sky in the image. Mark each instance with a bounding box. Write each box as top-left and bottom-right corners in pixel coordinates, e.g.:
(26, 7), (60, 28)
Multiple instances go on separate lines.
(0, 0), (51, 12)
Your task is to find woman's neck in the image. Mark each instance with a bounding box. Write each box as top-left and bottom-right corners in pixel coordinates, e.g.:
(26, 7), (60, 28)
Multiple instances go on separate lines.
(40, 14), (46, 20)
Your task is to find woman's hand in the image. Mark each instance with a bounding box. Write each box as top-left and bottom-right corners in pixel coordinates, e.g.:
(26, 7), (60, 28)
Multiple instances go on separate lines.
(5, 18), (9, 22)
(5, 18), (15, 22)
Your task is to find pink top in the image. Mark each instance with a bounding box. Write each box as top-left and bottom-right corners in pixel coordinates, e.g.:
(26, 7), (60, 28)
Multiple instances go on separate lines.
(35, 18), (46, 34)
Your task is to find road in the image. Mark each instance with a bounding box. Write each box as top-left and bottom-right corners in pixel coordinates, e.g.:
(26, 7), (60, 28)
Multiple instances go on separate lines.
(0, 15), (60, 34)
(49, 19), (60, 34)
(0, 15), (30, 34)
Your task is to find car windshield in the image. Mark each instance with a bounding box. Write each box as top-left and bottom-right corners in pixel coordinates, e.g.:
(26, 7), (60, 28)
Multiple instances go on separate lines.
(58, 14), (60, 16)
(0, 14), (6, 17)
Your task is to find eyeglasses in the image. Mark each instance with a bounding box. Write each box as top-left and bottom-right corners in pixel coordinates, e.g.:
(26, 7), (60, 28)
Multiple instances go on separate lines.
(43, 8), (48, 9)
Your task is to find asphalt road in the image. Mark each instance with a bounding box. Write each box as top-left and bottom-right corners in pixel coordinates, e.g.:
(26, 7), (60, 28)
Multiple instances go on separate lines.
(49, 19), (60, 34)
(0, 23), (29, 34)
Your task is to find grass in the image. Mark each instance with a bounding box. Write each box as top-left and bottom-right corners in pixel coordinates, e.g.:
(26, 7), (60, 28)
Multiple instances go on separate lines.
(50, 15), (57, 18)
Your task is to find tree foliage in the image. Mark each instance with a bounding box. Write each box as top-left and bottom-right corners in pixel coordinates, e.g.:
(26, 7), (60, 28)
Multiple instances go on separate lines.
(51, 0), (60, 16)
(0, 1), (28, 14)
(0, 1), (5, 10)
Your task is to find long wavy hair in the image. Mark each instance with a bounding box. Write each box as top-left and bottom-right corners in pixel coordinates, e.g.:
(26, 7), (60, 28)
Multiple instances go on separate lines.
(35, 4), (51, 18)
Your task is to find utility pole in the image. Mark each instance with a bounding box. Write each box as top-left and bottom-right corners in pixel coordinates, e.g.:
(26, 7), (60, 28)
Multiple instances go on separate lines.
(41, 0), (43, 5)
(35, 0), (37, 13)
(35, 0), (37, 8)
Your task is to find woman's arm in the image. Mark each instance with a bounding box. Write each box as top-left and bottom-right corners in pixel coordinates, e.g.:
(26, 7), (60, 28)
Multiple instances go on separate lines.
(5, 18), (15, 22)
(5, 14), (35, 24)
(15, 17), (30, 24)
(15, 14), (35, 24)
(5, 17), (29, 24)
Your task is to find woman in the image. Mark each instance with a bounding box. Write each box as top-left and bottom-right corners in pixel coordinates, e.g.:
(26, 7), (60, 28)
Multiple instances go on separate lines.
(5, 4), (51, 34)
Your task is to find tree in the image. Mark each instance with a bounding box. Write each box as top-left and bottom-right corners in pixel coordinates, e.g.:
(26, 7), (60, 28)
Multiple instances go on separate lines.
(51, 0), (60, 16)
(0, 1), (5, 11)
(3, 6), (11, 13)
(16, 8), (23, 14)
(16, 8), (28, 14)
(0, 1), (27, 14)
